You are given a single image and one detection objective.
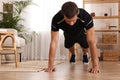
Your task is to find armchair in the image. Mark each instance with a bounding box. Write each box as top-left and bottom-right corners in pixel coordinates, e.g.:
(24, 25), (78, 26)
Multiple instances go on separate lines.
(0, 28), (25, 64)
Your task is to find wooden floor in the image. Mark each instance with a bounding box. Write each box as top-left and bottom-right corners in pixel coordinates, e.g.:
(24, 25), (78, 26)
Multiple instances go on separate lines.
(0, 61), (120, 80)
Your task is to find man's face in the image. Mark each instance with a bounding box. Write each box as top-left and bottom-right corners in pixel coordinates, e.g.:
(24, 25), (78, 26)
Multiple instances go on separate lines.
(64, 15), (77, 26)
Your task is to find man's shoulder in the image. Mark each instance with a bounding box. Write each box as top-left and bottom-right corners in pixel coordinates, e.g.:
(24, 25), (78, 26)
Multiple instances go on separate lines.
(52, 10), (64, 22)
(79, 8), (84, 11)
(78, 8), (86, 15)
(78, 8), (89, 18)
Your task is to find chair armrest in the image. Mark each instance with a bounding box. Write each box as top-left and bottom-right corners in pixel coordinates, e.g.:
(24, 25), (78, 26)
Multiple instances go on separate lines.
(0, 28), (25, 47)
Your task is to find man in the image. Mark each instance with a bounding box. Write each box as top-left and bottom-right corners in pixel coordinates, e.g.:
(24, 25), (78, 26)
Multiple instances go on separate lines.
(45, 1), (99, 73)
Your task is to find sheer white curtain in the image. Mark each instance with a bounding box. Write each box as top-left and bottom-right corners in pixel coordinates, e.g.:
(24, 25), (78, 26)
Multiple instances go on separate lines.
(21, 0), (83, 60)
(27, 0), (83, 32)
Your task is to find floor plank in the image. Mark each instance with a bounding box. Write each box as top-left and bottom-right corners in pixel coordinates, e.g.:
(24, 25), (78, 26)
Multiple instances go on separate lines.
(0, 61), (120, 80)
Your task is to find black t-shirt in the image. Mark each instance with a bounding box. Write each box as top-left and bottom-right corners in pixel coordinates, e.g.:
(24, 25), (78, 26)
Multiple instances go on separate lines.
(51, 8), (94, 37)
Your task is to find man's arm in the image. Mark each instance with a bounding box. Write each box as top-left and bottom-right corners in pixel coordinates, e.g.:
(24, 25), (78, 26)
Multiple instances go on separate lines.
(86, 27), (100, 73)
(45, 31), (59, 72)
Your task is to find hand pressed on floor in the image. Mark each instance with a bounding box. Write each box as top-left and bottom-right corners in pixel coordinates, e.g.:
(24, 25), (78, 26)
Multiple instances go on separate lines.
(44, 67), (56, 72)
(89, 66), (100, 73)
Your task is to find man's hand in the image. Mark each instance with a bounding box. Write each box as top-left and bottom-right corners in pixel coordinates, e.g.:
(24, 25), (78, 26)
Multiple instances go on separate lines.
(44, 67), (56, 72)
(89, 65), (100, 73)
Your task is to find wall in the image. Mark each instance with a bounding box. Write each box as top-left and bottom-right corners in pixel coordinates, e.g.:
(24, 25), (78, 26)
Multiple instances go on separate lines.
(0, 0), (83, 60)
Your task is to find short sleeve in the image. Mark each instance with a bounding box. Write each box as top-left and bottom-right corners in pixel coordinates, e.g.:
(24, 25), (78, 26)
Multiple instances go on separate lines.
(51, 11), (63, 31)
(51, 18), (59, 31)
(80, 9), (94, 30)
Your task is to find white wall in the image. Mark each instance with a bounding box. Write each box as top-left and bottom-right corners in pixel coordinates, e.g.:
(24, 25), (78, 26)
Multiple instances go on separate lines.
(24, 0), (83, 32)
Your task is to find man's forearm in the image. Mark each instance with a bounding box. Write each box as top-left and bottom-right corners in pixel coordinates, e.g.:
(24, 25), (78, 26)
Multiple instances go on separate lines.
(89, 42), (99, 67)
(48, 42), (57, 68)
(48, 52), (55, 68)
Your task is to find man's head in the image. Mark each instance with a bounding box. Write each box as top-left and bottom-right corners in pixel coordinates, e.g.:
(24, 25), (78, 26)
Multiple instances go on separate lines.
(61, 1), (79, 26)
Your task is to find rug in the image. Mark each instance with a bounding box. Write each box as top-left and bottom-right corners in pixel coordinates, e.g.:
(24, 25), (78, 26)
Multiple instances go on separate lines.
(0, 60), (64, 72)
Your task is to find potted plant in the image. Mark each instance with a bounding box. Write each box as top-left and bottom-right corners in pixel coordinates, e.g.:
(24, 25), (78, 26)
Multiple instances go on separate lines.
(0, 0), (32, 32)
(0, 0), (34, 61)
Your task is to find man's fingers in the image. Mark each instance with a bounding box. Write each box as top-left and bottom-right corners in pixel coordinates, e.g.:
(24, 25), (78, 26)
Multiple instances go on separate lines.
(89, 68), (100, 73)
(44, 68), (56, 72)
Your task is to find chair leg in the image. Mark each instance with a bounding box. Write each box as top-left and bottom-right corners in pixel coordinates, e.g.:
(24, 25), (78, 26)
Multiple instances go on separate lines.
(75, 45), (79, 62)
(68, 51), (71, 61)
(0, 32), (19, 67)
(14, 49), (18, 68)
(19, 53), (22, 62)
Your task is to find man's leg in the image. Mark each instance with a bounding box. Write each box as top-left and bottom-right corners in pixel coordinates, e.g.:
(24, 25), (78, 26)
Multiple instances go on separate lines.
(68, 46), (76, 63)
(82, 48), (89, 63)
(77, 35), (89, 63)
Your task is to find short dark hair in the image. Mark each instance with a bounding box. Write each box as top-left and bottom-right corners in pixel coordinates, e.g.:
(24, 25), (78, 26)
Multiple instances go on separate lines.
(61, 1), (78, 18)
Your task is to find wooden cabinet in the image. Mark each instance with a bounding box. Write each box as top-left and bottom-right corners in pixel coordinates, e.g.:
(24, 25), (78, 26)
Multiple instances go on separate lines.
(83, 0), (120, 60)
(83, 0), (120, 45)
(83, 0), (118, 3)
